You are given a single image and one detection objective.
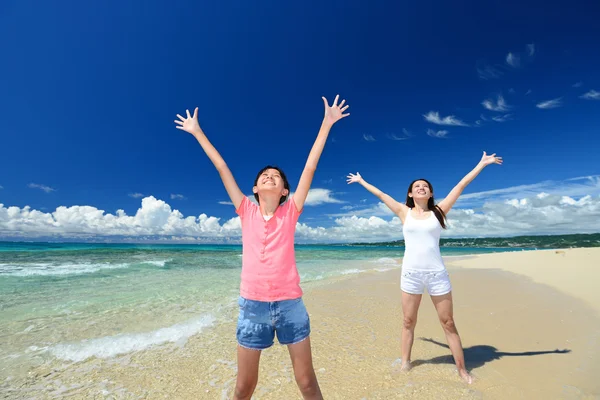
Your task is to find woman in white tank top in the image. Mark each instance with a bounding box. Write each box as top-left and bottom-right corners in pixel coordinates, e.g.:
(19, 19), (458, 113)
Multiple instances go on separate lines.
(347, 151), (502, 384)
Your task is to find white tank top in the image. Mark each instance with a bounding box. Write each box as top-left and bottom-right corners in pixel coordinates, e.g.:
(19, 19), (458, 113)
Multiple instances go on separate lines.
(401, 209), (446, 272)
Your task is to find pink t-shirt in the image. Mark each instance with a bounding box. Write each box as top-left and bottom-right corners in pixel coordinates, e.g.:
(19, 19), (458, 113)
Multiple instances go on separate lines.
(236, 196), (303, 301)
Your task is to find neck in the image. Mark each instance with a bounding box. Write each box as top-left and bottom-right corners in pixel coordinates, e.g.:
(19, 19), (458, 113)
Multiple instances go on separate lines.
(259, 196), (281, 215)
(412, 200), (429, 212)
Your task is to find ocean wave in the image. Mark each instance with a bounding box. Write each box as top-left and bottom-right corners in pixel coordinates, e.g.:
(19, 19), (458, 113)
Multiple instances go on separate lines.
(372, 257), (399, 265)
(0, 262), (131, 277)
(140, 259), (171, 267)
(48, 314), (216, 362)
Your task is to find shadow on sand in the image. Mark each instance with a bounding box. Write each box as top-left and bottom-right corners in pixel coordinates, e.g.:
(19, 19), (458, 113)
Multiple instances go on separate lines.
(412, 337), (571, 370)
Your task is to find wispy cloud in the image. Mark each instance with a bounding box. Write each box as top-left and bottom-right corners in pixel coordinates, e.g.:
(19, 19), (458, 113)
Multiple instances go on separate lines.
(322, 179), (333, 185)
(580, 90), (600, 100)
(454, 175), (600, 207)
(292, 188), (344, 205)
(525, 89), (532, 95)
(526, 43), (535, 56)
(170, 194), (186, 200)
(423, 111), (469, 127)
(477, 64), (503, 80)
(426, 129), (449, 138)
(28, 183), (56, 193)
(506, 52), (520, 67)
(0, 185), (3, 190)
(508, 88), (516, 94)
(363, 134), (376, 142)
(386, 129), (412, 141)
(475, 120), (483, 126)
(492, 114), (512, 122)
(218, 201), (233, 205)
(572, 81), (583, 88)
(129, 193), (145, 198)
(536, 97), (563, 109)
(482, 95), (510, 112)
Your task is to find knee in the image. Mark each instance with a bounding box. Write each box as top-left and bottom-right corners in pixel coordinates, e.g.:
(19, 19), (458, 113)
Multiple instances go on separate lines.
(234, 378), (257, 400)
(295, 371), (320, 396)
(403, 316), (417, 330)
(440, 316), (456, 332)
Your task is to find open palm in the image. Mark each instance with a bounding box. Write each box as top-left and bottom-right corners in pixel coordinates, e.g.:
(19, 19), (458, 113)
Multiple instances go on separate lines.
(346, 172), (362, 184)
(174, 108), (202, 135)
(323, 95), (350, 125)
(480, 151), (503, 166)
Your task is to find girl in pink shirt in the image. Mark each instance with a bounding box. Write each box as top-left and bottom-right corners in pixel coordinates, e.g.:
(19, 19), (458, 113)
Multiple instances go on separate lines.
(175, 95), (349, 400)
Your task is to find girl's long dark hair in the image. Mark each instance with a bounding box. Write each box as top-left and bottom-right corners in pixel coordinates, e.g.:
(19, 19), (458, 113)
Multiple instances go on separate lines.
(405, 178), (447, 229)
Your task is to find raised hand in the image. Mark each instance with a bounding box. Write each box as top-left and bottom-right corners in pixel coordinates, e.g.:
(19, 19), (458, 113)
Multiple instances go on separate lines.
(175, 108), (202, 136)
(322, 95), (350, 126)
(346, 172), (363, 184)
(480, 151), (503, 166)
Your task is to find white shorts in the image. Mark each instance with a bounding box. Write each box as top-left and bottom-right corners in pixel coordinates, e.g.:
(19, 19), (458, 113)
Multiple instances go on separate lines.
(401, 270), (452, 296)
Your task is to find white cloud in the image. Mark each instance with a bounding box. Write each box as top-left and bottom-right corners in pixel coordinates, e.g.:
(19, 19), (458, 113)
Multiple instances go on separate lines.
(423, 111), (469, 127)
(292, 188), (344, 206)
(482, 95), (510, 112)
(170, 194), (186, 200)
(426, 129), (449, 138)
(506, 52), (520, 67)
(475, 120), (483, 126)
(3, 177), (599, 242)
(536, 98), (563, 109)
(526, 43), (535, 56)
(572, 82), (583, 88)
(454, 175), (600, 208)
(363, 134), (376, 142)
(129, 193), (145, 199)
(386, 130), (411, 140)
(491, 114), (512, 122)
(477, 64), (503, 80)
(580, 90), (600, 100)
(28, 183), (56, 193)
(0, 185), (3, 189)
(218, 201), (233, 205)
(525, 89), (532, 95)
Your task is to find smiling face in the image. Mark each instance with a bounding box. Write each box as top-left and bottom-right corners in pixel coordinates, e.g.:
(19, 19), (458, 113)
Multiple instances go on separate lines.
(409, 180), (432, 201)
(253, 166), (290, 205)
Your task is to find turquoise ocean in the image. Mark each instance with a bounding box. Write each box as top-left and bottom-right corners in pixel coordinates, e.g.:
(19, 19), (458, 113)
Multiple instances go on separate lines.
(1, 235), (598, 384)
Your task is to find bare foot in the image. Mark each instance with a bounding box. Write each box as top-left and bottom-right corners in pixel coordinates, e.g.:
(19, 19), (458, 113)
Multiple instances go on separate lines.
(400, 361), (412, 372)
(391, 358), (411, 372)
(458, 369), (473, 384)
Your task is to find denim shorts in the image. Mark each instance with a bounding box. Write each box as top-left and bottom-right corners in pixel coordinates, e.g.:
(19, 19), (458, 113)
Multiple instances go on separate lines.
(236, 296), (311, 350)
(401, 270), (452, 296)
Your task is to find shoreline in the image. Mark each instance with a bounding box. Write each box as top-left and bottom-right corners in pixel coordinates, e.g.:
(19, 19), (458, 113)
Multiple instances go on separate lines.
(2, 247), (599, 399)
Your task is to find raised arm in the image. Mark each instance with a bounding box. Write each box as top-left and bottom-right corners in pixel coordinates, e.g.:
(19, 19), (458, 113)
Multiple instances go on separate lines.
(175, 108), (245, 209)
(293, 95), (350, 211)
(437, 151), (502, 214)
(347, 172), (409, 220)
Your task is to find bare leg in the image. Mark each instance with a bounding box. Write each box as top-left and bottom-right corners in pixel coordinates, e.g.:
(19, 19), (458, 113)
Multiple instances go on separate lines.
(400, 291), (422, 371)
(233, 345), (262, 400)
(431, 292), (472, 384)
(287, 337), (323, 400)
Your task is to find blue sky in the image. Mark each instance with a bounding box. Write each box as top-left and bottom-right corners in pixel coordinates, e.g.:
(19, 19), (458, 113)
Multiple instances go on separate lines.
(1, 0), (599, 242)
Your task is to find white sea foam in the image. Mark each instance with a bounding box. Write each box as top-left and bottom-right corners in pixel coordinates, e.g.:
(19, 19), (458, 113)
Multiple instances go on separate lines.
(48, 314), (216, 362)
(0, 262), (131, 277)
(340, 269), (361, 275)
(373, 257), (399, 265)
(141, 259), (170, 267)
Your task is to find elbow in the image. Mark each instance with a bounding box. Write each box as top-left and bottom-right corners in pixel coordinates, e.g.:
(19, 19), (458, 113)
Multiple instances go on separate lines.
(215, 162), (228, 173)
